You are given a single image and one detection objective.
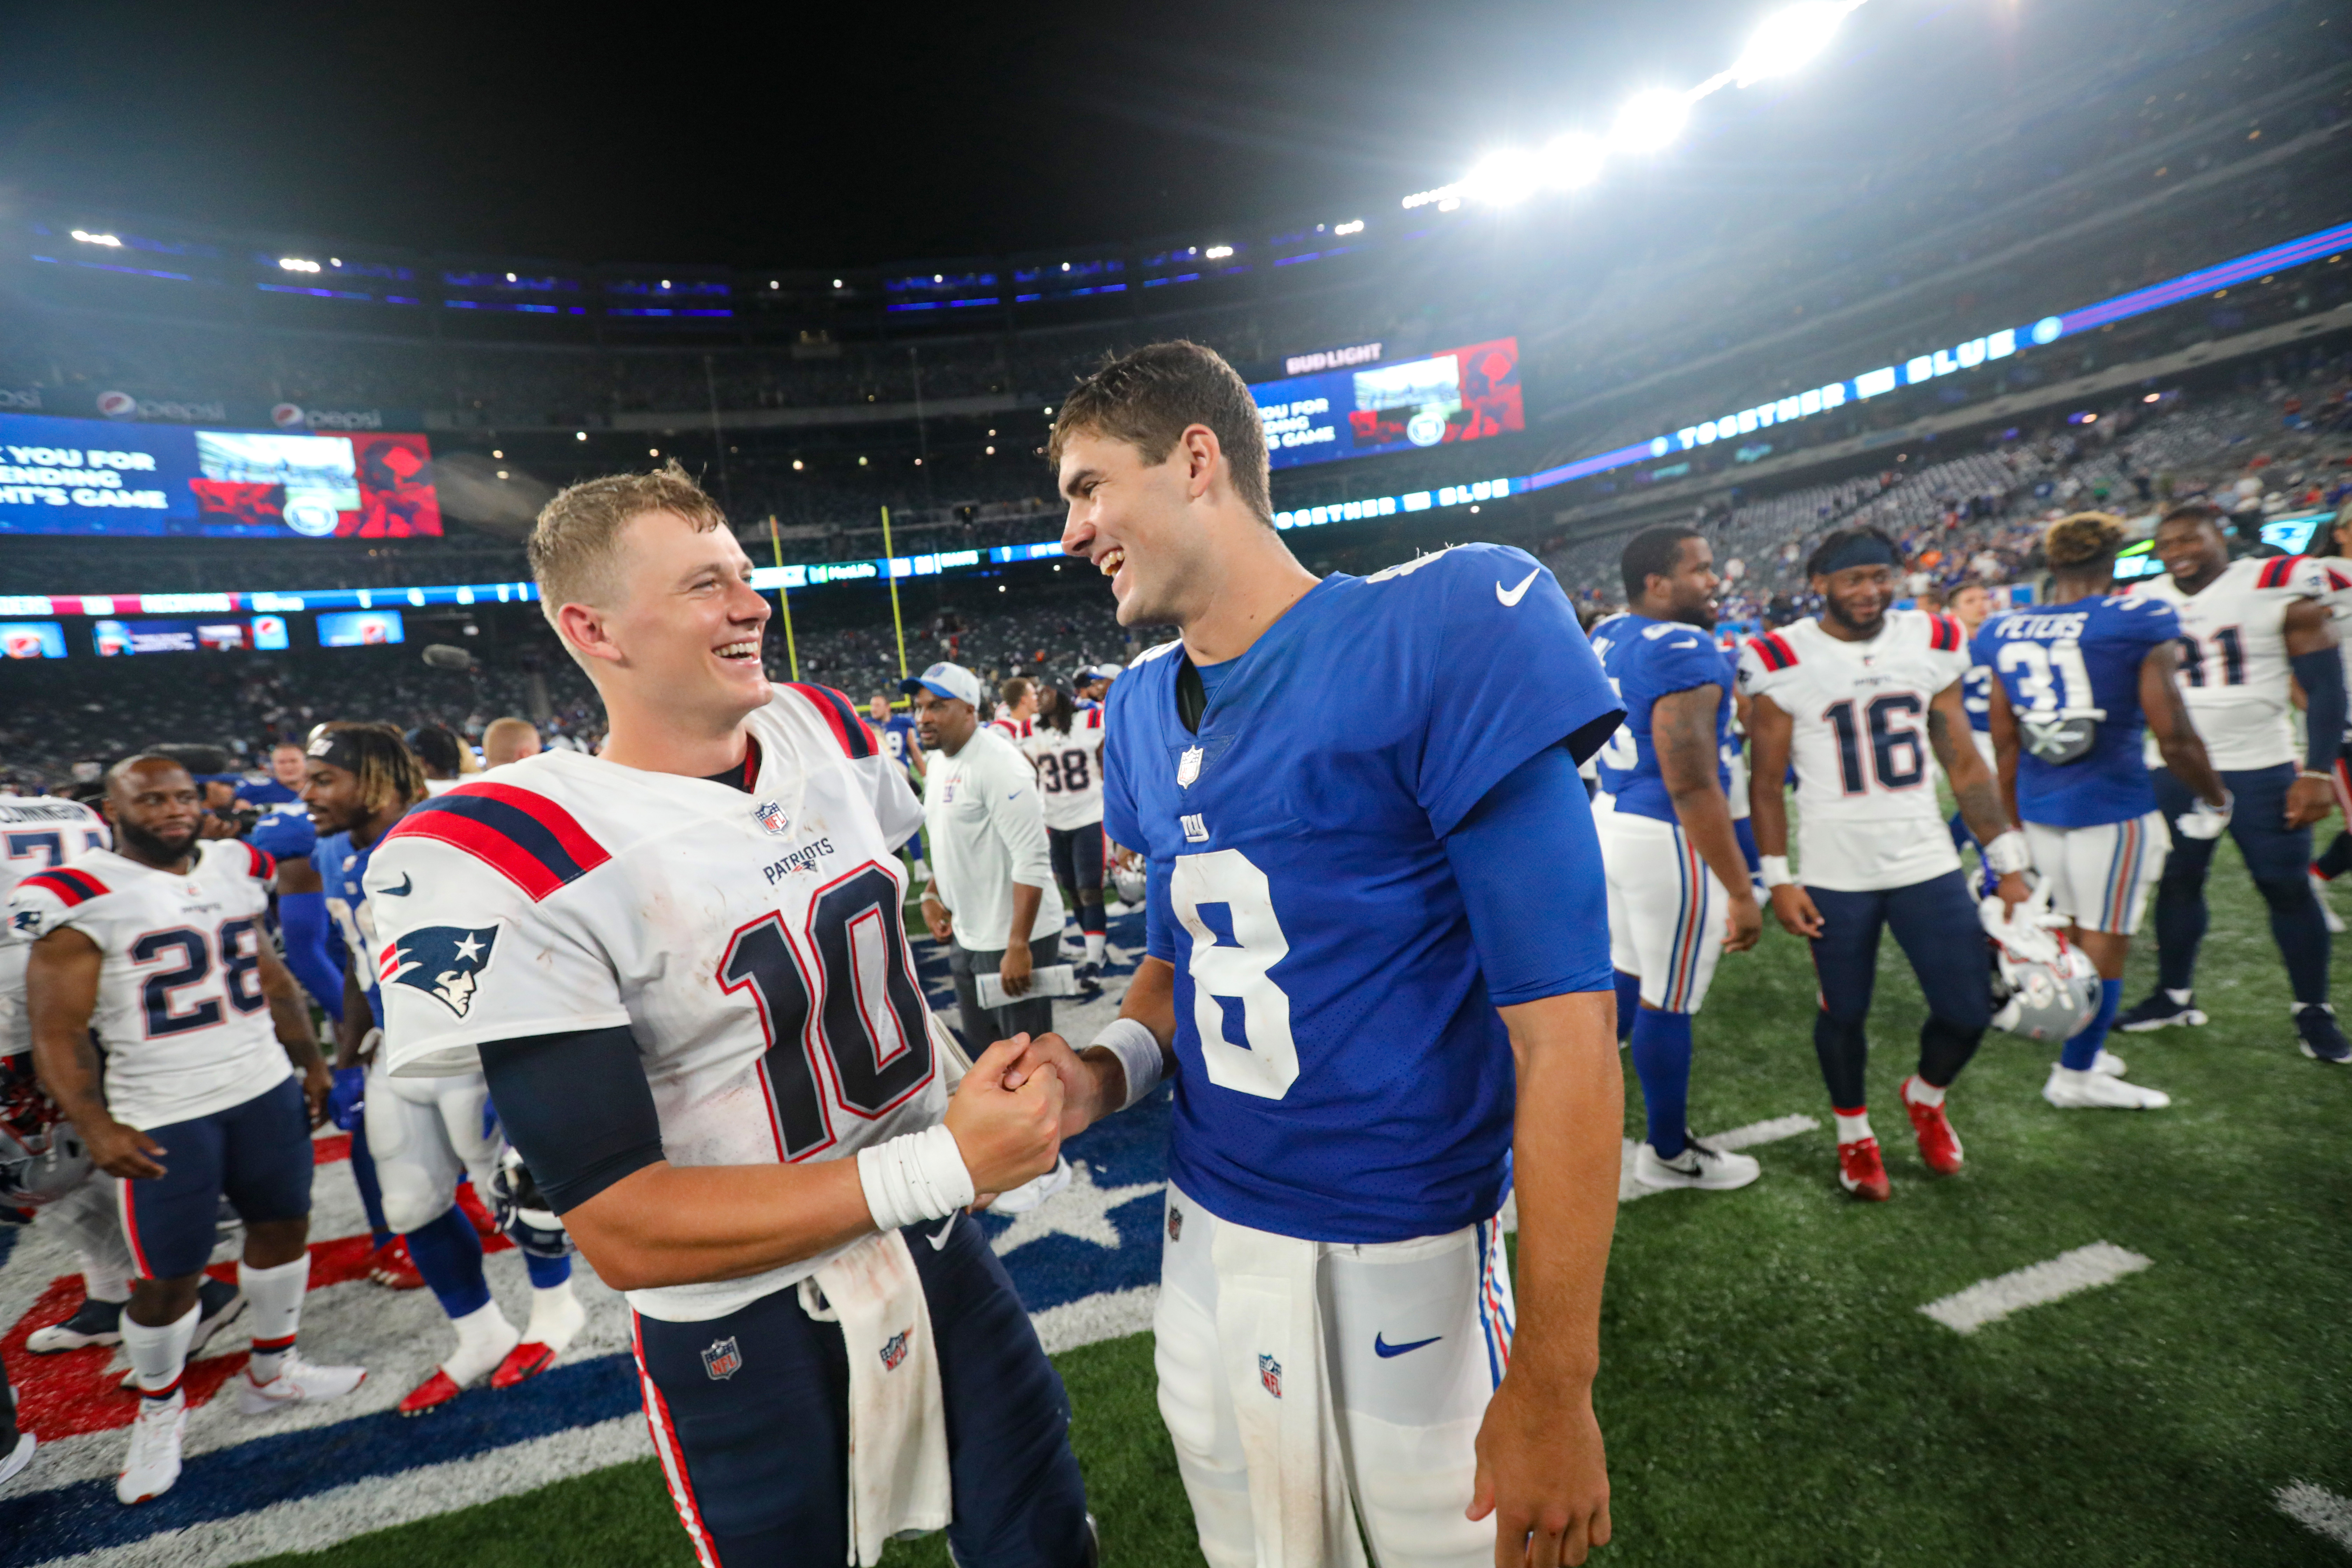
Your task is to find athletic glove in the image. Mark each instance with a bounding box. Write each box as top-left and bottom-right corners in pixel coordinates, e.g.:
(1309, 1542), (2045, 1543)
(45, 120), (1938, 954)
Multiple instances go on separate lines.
(2174, 792), (2232, 842)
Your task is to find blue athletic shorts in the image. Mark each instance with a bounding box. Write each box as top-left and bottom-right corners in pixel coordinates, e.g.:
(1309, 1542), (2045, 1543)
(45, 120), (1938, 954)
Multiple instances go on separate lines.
(120, 1074), (312, 1279)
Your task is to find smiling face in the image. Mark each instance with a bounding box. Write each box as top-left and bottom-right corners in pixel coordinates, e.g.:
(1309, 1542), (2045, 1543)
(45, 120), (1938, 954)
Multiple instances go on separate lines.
(1813, 564), (1897, 638)
(301, 759), (369, 836)
(562, 508), (772, 730)
(2155, 513), (2229, 592)
(1643, 537), (1721, 629)
(1058, 425), (1220, 629)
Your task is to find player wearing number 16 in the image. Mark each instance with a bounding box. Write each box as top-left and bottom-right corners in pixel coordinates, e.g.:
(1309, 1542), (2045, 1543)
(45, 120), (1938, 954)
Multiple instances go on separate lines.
(364, 465), (1092, 1568)
(1039, 342), (1627, 1568)
(1742, 527), (2035, 1202)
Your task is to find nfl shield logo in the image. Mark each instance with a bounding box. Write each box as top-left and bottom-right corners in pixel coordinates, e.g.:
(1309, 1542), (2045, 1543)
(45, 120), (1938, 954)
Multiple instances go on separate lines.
(1258, 1353), (1282, 1399)
(1177, 746), (1203, 788)
(880, 1329), (911, 1372)
(701, 1337), (743, 1380)
(1167, 1205), (1183, 1243)
(753, 800), (791, 836)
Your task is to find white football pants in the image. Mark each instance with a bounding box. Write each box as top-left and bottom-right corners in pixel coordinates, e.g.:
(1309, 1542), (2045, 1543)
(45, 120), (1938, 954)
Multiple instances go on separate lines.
(1602, 810), (1728, 1011)
(363, 1058), (500, 1236)
(1154, 1184), (1514, 1568)
(2024, 811), (2170, 936)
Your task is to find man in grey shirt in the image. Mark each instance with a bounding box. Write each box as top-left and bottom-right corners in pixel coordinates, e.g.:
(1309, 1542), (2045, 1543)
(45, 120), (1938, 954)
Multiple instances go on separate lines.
(904, 662), (1068, 1054)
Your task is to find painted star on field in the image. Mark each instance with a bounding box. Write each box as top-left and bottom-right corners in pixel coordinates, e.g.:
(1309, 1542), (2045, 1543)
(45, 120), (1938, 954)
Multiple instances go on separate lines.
(989, 1160), (1161, 1256)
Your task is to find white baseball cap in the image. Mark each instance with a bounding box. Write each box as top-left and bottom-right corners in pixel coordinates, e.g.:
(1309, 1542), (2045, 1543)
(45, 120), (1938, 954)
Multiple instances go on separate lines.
(901, 662), (982, 707)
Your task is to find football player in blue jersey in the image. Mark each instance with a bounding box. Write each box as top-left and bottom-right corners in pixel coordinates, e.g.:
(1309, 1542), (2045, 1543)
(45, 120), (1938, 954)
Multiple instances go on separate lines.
(1590, 527), (1763, 1194)
(1975, 514), (2233, 1108)
(304, 724), (585, 1412)
(1022, 341), (1625, 1568)
(869, 692), (929, 877)
(1944, 583), (2001, 891)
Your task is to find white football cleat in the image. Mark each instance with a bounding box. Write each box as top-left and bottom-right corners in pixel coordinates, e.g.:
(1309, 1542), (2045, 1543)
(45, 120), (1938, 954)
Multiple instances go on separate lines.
(237, 1352), (368, 1415)
(2091, 1048), (2129, 1078)
(988, 1154), (1073, 1214)
(1635, 1135), (1762, 1192)
(2312, 873), (2345, 934)
(2043, 1065), (2170, 1110)
(0, 1430), (35, 1489)
(115, 1393), (186, 1505)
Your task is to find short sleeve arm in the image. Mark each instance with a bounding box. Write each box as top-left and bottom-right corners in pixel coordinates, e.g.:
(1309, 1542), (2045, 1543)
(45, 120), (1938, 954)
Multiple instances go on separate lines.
(1417, 548), (1624, 838)
(857, 750), (924, 852)
(1101, 690), (1143, 852)
(365, 839), (630, 1077)
(1444, 744), (1612, 1006)
(1143, 857), (1177, 964)
(986, 750), (1056, 889)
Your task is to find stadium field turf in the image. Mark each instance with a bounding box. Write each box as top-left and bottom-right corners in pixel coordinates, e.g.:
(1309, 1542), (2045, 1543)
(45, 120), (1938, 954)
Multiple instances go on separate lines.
(252, 841), (2352, 1568)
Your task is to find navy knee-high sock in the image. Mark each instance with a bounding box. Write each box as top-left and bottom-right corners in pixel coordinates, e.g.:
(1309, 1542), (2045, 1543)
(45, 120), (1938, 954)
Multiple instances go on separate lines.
(523, 1251), (573, 1289)
(2060, 979), (2124, 1072)
(1734, 818), (1762, 881)
(2317, 832), (2352, 881)
(2154, 874), (2209, 994)
(2256, 877), (2333, 1005)
(1613, 971), (1642, 1044)
(1630, 1009), (1695, 1158)
(404, 1207), (492, 1320)
(349, 1122), (393, 1250)
(1814, 1011), (1869, 1111)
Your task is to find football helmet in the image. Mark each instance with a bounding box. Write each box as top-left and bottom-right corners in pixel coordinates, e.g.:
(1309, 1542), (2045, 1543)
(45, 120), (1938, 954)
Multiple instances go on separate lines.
(0, 1053), (93, 1211)
(491, 1146), (575, 1260)
(1113, 863), (1148, 907)
(1981, 891), (2099, 1042)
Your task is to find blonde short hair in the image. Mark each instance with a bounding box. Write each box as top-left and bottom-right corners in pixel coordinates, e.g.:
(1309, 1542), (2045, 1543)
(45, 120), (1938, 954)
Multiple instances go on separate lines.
(528, 461), (729, 636)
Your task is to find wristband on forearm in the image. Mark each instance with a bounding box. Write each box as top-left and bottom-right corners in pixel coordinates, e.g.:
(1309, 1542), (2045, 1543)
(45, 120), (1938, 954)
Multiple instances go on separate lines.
(1091, 1017), (1166, 1111)
(1982, 830), (2032, 876)
(856, 1125), (977, 1231)
(1759, 855), (1795, 890)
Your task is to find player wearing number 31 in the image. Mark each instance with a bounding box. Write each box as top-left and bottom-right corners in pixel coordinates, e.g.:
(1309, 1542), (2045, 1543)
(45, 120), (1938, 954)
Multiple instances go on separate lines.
(1034, 341), (1626, 1568)
(364, 464), (1094, 1568)
(1742, 527), (2035, 1202)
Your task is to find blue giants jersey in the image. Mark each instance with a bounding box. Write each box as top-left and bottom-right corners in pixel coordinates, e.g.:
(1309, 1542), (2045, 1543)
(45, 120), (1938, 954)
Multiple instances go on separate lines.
(1961, 665), (1993, 734)
(1972, 595), (2183, 828)
(1101, 543), (1621, 1243)
(1587, 613), (1732, 823)
(882, 714), (919, 775)
(315, 828), (388, 1024)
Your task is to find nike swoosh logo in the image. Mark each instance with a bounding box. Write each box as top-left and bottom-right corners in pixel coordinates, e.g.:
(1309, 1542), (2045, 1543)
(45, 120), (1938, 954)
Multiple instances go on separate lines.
(1670, 639), (1700, 649)
(926, 1212), (958, 1250)
(1495, 567), (1541, 608)
(383, 874), (413, 896)
(1373, 1332), (1442, 1358)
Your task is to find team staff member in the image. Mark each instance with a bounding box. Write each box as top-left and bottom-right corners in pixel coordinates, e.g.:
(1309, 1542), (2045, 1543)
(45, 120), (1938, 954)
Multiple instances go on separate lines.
(906, 662), (1068, 1051)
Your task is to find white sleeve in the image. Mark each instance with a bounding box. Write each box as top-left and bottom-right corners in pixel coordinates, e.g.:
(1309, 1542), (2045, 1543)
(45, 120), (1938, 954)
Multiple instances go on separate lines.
(986, 747), (1056, 889)
(854, 750), (923, 852)
(365, 837), (632, 1076)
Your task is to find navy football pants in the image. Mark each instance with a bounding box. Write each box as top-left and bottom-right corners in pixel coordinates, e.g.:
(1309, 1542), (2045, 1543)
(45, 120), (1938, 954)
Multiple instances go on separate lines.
(632, 1211), (1092, 1568)
(1805, 871), (1991, 1109)
(120, 1075), (312, 1280)
(2149, 763), (2331, 1003)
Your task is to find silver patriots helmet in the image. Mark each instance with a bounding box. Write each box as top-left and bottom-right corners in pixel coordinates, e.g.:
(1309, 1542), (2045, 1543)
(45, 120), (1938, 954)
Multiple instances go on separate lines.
(1, 1054), (93, 1210)
(1981, 895), (2100, 1042)
(1113, 863), (1148, 907)
(491, 1145), (575, 1260)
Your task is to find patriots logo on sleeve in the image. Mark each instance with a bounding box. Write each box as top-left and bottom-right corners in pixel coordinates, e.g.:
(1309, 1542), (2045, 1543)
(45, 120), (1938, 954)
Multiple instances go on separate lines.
(380, 924), (501, 1018)
(9, 908), (40, 937)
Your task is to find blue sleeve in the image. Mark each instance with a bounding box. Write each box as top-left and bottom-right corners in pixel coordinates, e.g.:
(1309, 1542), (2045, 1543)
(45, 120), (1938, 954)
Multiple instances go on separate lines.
(248, 808), (317, 861)
(2295, 646), (2345, 769)
(1648, 633), (1732, 696)
(1443, 743), (1613, 1007)
(1418, 547), (1624, 837)
(275, 890), (345, 1022)
(1101, 681), (1143, 853)
(1144, 858), (1176, 964)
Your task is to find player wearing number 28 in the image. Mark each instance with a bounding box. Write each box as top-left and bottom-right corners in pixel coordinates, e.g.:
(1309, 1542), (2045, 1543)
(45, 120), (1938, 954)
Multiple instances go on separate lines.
(365, 463), (1092, 1568)
(1741, 527), (2035, 1202)
(2115, 503), (2350, 1061)
(1035, 341), (1626, 1568)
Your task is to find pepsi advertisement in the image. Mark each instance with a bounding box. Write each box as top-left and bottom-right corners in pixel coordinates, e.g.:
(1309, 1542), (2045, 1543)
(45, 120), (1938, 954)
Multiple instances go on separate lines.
(92, 615), (290, 655)
(1250, 337), (1524, 472)
(317, 610), (406, 646)
(0, 413), (441, 539)
(0, 622), (68, 658)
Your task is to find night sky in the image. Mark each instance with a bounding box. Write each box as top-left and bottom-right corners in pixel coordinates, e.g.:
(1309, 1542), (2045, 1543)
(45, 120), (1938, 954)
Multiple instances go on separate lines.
(0, 0), (1780, 266)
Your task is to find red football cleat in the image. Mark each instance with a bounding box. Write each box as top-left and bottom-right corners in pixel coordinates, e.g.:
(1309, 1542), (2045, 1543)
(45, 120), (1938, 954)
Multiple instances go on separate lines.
(491, 1341), (558, 1390)
(454, 1182), (500, 1238)
(1836, 1137), (1892, 1201)
(367, 1240), (425, 1290)
(398, 1369), (464, 1416)
(1901, 1078), (1965, 1175)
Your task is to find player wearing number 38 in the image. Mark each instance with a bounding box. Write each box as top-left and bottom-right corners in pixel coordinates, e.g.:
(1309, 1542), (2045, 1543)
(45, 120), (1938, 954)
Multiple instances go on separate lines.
(363, 463), (1096, 1568)
(1029, 341), (1628, 1568)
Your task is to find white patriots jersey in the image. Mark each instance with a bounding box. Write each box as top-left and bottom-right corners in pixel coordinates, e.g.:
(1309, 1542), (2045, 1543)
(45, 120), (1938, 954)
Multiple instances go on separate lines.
(365, 683), (953, 1324)
(1739, 610), (1971, 891)
(2306, 555), (2352, 727)
(1, 795), (112, 1057)
(5, 839), (287, 1130)
(1023, 708), (1107, 830)
(2128, 554), (2330, 770)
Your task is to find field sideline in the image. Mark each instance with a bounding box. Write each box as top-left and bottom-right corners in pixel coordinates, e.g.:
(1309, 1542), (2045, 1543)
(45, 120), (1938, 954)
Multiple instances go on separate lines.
(23, 839), (2352, 1568)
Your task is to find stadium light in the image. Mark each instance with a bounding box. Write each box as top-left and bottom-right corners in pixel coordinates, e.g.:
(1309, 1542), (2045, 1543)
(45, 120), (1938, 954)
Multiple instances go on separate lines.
(69, 229), (121, 246)
(1733, 1), (1860, 86)
(1610, 89), (1691, 153)
(1541, 132), (1607, 190)
(278, 257), (321, 273)
(1461, 148), (1544, 206)
(1334, 219), (1365, 236)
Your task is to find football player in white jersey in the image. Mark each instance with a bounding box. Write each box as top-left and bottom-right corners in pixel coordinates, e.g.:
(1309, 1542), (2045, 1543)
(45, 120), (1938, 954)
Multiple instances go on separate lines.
(2118, 504), (2348, 1061)
(15, 757), (364, 1506)
(364, 464), (1092, 1568)
(1023, 683), (1112, 979)
(2307, 503), (2352, 920)
(991, 675), (1038, 743)
(1744, 528), (2033, 1201)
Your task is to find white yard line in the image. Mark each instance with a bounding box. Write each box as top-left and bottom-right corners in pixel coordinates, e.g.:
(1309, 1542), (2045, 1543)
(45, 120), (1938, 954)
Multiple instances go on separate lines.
(2276, 1482), (2352, 1552)
(1917, 1242), (2152, 1335)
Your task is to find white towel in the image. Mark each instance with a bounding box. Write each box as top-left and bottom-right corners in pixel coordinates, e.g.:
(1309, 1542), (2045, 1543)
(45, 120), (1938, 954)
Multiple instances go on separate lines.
(798, 1228), (952, 1566)
(1209, 1215), (1369, 1568)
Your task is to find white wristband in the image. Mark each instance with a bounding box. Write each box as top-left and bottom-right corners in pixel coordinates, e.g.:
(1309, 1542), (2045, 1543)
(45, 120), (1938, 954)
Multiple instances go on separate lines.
(1759, 855), (1795, 890)
(856, 1125), (977, 1232)
(1982, 830), (2032, 876)
(1092, 1017), (1166, 1111)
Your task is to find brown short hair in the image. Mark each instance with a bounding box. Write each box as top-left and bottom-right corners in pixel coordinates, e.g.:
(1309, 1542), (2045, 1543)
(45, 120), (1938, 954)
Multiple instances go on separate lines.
(1001, 676), (1033, 706)
(1049, 341), (1272, 524)
(2044, 512), (2126, 572)
(529, 461), (729, 631)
